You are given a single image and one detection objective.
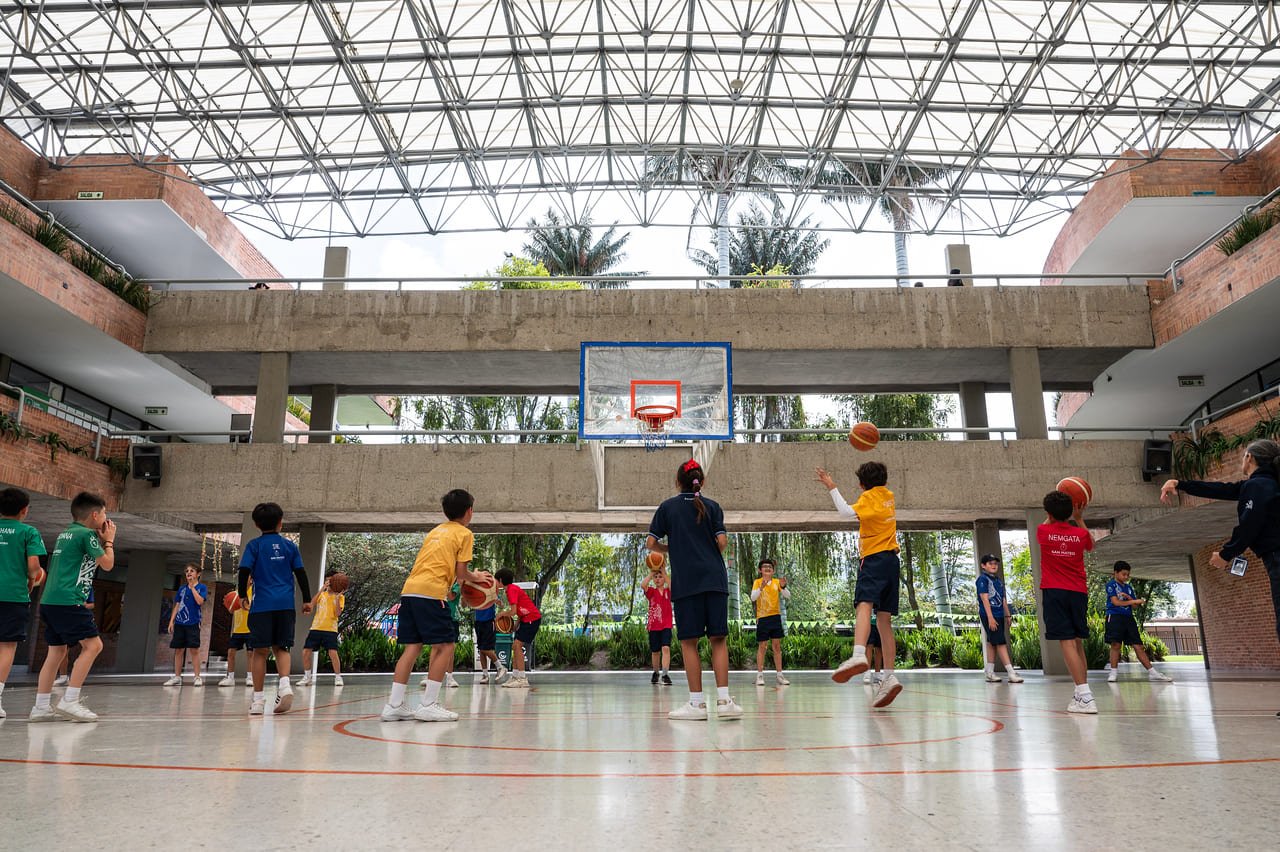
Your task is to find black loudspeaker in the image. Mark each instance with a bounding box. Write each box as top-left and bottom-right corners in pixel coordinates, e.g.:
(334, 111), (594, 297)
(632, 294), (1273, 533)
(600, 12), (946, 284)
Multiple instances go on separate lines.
(132, 444), (162, 487)
(1141, 439), (1174, 482)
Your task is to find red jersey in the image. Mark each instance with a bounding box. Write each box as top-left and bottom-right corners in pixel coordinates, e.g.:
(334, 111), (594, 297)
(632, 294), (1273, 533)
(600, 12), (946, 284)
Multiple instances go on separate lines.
(644, 583), (673, 631)
(506, 584), (541, 621)
(1036, 521), (1093, 593)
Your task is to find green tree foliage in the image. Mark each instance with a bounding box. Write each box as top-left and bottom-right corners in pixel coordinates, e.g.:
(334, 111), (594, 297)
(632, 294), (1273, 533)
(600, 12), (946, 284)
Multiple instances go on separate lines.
(522, 209), (631, 285)
(466, 256), (581, 290)
(690, 203), (830, 284)
(731, 532), (859, 619)
(324, 533), (422, 633)
(1002, 545), (1037, 615)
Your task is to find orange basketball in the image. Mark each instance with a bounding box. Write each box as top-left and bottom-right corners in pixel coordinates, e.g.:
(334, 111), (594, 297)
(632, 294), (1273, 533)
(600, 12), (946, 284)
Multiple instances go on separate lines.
(848, 421), (880, 451)
(1056, 476), (1093, 508)
(495, 614), (516, 634)
(29, 567), (46, 590)
(645, 551), (665, 571)
(223, 590), (242, 612)
(461, 576), (498, 609)
(328, 572), (349, 594)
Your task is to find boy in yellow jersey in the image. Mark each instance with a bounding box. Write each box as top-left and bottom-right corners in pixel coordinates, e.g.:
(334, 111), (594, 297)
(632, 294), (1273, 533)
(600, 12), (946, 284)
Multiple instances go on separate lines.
(219, 583), (253, 687)
(751, 559), (791, 686)
(298, 576), (345, 687)
(816, 462), (903, 708)
(381, 489), (491, 723)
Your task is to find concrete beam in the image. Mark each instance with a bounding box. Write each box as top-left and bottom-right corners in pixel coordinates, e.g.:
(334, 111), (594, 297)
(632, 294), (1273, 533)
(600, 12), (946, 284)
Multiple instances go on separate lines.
(959, 382), (988, 439)
(116, 550), (168, 673)
(1009, 347), (1048, 440)
(308, 384), (337, 445)
(252, 352), (290, 444)
(322, 247), (349, 292)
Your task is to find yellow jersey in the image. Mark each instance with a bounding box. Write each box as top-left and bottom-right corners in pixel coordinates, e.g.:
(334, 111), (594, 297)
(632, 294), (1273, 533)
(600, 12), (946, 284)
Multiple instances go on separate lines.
(312, 589), (344, 632)
(752, 578), (783, 618)
(231, 588), (252, 634)
(402, 521), (473, 599)
(853, 486), (898, 557)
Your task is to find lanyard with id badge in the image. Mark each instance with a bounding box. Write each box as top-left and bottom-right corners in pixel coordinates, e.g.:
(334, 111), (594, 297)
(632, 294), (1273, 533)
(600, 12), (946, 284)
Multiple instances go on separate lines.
(1229, 556), (1249, 577)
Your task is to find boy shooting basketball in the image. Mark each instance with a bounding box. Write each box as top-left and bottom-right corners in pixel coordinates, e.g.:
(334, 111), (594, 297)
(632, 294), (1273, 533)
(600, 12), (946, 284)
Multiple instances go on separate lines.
(643, 556), (673, 685)
(1037, 490), (1097, 714)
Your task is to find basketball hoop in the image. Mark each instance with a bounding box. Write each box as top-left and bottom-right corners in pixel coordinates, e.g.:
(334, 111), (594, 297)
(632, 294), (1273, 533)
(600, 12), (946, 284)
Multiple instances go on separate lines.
(634, 404), (677, 452)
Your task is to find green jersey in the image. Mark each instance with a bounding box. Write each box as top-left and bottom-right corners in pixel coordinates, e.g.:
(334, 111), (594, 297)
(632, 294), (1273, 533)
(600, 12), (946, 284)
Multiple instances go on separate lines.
(0, 519), (46, 603)
(448, 582), (461, 622)
(42, 522), (104, 606)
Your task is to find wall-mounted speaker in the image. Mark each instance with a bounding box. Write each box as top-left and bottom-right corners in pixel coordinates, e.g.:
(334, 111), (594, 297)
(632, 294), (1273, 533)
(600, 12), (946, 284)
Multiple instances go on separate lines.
(131, 444), (162, 487)
(1141, 439), (1173, 483)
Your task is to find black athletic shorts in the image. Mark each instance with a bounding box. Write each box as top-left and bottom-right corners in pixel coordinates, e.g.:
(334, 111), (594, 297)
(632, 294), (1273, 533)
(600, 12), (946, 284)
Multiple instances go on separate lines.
(515, 617), (541, 645)
(169, 623), (202, 649)
(1105, 615), (1142, 646)
(855, 551), (901, 615)
(41, 604), (98, 646)
(248, 609), (296, 650)
(397, 597), (457, 645)
(304, 629), (339, 651)
(673, 591), (729, 639)
(983, 621), (1008, 646)
(228, 633), (252, 650)
(0, 600), (29, 643)
(865, 619), (883, 646)
(756, 614), (785, 641)
(475, 620), (496, 651)
(1042, 588), (1089, 640)
(648, 627), (672, 652)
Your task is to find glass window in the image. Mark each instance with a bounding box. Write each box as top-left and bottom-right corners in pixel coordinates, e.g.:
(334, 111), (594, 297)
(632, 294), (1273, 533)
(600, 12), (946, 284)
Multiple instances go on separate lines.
(108, 409), (142, 430)
(6, 362), (56, 398)
(1207, 373), (1262, 415)
(1261, 358), (1280, 391)
(62, 388), (111, 420)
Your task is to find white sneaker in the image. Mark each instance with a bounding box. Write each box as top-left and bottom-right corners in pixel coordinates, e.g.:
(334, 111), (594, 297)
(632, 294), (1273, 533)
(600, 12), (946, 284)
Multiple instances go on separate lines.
(1067, 694), (1098, 714)
(445, 673), (460, 688)
(333, 676), (344, 687)
(53, 674), (69, 687)
(495, 665), (510, 685)
(414, 702), (459, 722)
(273, 684), (294, 715)
(29, 705), (61, 723)
(476, 673), (490, 685)
(380, 702), (414, 722)
(862, 672), (872, 684)
(985, 672), (1002, 683)
(754, 672), (765, 686)
(873, 673), (884, 685)
(1148, 669), (1173, 682)
(872, 674), (903, 708)
(55, 698), (98, 722)
(249, 699), (265, 716)
(192, 677), (203, 687)
(296, 675), (312, 687)
(0, 697), (5, 719)
(668, 701), (708, 721)
(218, 674), (235, 687)
(832, 654), (869, 684)
(716, 698), (744, 719)
(775, 673), (790, 686)
(1007, 673), (1024, 684)
(1103, 663), (1111, 672)
(163, 675), (182, 687)
(501, 676), (530, 689)
(1107, 669), (1118, 683)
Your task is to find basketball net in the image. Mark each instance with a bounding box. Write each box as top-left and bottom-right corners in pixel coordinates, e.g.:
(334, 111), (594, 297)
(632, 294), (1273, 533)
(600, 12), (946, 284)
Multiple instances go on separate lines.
(635, 404), (676, 453)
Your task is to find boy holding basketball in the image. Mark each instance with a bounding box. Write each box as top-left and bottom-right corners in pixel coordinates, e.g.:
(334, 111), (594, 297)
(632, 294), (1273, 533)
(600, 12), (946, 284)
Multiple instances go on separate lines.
(219, 582), (252, 687)
(381, 489), (491, 722)
(298, 575), (345, 687)
(494, 569), (541, 688)
(1037, 490), (1097, 713)
(1105, 561), (1173, 684)
(0, 487), (46, 719)
(751, 558), (791, 686)
(472, 594), (504, 685)
(817, 463), (903, 708)
(644, 556), (673, 685)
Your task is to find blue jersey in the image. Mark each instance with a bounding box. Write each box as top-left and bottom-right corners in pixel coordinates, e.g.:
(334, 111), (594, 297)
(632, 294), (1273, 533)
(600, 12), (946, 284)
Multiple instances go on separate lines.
(173, 583), (207, 625)
(975, 573), (1005, 620)
(474, 603), (496, 622)
(648, 492), (727, 600)
(239, 533), (303, 612)
(1106, 579), (1136, 617)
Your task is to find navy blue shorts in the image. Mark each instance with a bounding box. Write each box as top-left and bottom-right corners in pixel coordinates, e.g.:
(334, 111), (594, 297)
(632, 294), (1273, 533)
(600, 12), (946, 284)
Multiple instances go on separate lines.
(41, 604), (98, 646)
(1042, 588), (1088, 640)
(648, 627), (672, 652)
(304, 629), (339, 651)
(474, 620), (496, 651)
(984, 622), (1008, 646)
(673, 591), (729, 639)
(756, 614), (784, 641)
(228, 633), (252, 650)
(865, 620), (883, 646)
(248, 609), (296, 650)
(1105, 615), (1142, 646)
(0, 600), (29, 643)
(856, 551), (901, 615)
(169, 623), (202, 649)
(397, 597), (457, 646)
(514, 617), (541, 645)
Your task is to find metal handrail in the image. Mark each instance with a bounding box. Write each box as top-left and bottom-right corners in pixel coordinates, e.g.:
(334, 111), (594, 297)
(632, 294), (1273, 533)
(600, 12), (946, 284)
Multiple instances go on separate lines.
(1186, 384), (1280, 440)
(0, 379), (116, 459)
(1168, 184), (1280, 291)
(0, 178), (130, 278)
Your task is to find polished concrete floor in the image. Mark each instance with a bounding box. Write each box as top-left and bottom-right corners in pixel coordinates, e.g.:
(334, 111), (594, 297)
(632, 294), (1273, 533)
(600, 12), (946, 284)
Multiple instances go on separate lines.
(1, 664), (1277, 850)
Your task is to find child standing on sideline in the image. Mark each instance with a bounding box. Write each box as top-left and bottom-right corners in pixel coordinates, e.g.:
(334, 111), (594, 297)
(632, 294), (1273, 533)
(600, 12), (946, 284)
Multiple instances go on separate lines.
(298, 575), (345, 687)
(165, 564), (207, 687)
(751, 559), (791, 686)
(648, 458), (742, 721)
(219, 583), (252, 687)
(31, 492), (115, 722)
(644, 559), (673, 685)
(238, 502), (312, 716)
(471, 595), (505, 685)
(0, 488), (47, 719)
(1105, 561), (1173, 684)
(818, 463), (903, 708)
(494, 570), (541, 688)
(380, 489), (490, 722)
(1037, 490), (1097, 714)
(976, 554), (1023, 684)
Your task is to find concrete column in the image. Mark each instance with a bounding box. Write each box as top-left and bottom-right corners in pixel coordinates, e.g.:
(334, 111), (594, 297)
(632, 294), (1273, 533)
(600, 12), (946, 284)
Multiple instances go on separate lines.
(1026, 509), (1068, 676)
(294, 524), (327, 654)
(116, 550), (168, 673)
(958, 381), (987, 440)
(944, 244), (972, 286)
(1188, 554), (1210, 670)
(322, 246), (350, 291)
(252, 352), (291, 443)
(1008, 347), (1048, 440)
(308, 384), (338, 444)
(972, 520), (1001, 573)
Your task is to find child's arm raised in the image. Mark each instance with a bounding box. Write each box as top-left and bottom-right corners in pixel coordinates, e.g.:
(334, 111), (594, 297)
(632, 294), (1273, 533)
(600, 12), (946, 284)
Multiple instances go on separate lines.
(815, 468), (857, 518)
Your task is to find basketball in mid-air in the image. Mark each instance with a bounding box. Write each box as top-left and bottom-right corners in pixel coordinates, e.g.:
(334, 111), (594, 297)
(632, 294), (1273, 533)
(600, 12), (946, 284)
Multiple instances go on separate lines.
(645, 551), (665, 570)
(848, 421), (880, 451)
(328, 572), (350, 594)
(1056, 476), (1093, 508)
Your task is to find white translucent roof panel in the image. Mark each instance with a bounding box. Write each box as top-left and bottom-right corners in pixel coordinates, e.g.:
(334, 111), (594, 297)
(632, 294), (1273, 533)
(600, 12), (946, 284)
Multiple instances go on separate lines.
(2, 1), (1278, 238)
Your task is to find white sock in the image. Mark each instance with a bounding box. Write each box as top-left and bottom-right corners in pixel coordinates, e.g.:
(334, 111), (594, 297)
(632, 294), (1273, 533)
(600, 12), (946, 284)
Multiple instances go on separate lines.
(883, 663), (894, 675)
(389, 681), (407, 706)
(984, 663), (995, 675)
(253, 691), (264, 703)
(423, 679), (442, 705)
(689, 691), (704, 706)
(852, 644), (866, 660)
(717, 686), (730, 701)
(0, 682), (5, 692)
(1006, 663), (1018, 675)
(279, 676), (290, 690)
(64, 686), (81, 702)
(1074, 683), (1092, 698)
(661, 668), (668, 676)
(35, 692), (51, 710)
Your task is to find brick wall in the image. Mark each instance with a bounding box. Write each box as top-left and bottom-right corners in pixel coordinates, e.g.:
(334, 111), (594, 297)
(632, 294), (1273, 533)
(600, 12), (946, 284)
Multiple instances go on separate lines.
(0, 126), (42, 198)
(0, 394), (127, 506)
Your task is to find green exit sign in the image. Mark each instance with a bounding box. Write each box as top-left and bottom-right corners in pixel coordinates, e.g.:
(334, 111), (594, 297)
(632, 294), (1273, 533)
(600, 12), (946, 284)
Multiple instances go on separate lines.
(76, 191), (104, 199)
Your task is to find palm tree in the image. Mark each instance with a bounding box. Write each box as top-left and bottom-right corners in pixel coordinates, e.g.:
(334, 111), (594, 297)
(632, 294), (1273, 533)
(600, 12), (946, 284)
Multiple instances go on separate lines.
(522, 209), (631, 288)
(690, 202), (830, 284)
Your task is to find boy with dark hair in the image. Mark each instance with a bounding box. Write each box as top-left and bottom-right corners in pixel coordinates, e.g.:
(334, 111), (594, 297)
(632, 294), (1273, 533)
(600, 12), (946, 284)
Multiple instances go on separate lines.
(976, 554), (1023, 684)
(494, 568), (542, 688)
(381, 489), (491, 722)
(31, 491), (115, 722)
(298, 575), (345, 687)
(817, 461), (904, 708)
(751, 558), (791, 686)
(1105, 561), (1173, 684)
(165, 564), (208, 687)
(0, 487), (47, 719)
(1037, 490), (1096, 714)
(471, 593), (504, 685)
(219, 582), (252, 687)
(238, 502), (312, 716)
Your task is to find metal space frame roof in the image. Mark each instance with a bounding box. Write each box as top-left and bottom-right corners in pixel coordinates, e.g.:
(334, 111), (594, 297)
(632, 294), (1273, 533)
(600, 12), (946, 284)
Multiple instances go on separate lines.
(2, 1), (1278, 239)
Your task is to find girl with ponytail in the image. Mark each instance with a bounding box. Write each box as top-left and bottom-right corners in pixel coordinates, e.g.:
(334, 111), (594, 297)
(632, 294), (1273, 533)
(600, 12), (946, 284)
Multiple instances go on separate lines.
(646, 458), (741, 721)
